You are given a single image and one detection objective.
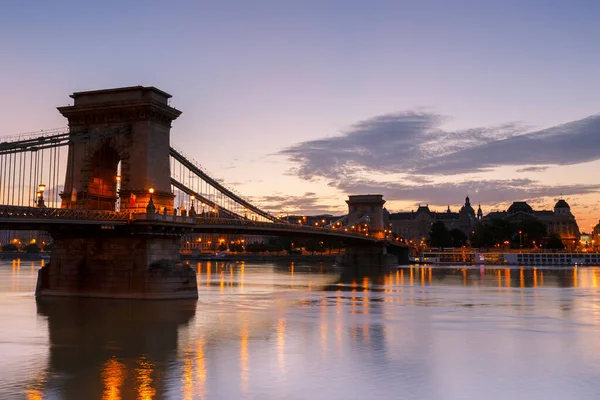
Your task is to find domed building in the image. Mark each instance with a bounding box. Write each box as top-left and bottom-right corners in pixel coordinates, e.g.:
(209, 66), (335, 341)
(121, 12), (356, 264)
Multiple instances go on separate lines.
(388, 196), (479, 242)
(458, 196), (477, 233)
(554, 199), (571, 215)
(507, 201), (533, 214)
(593, 221), (600, 250)
(483, 198), (580, 248)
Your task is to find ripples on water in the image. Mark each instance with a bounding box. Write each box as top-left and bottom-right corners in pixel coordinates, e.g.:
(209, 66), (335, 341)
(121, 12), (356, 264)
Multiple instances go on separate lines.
(2, 260), (600, 399)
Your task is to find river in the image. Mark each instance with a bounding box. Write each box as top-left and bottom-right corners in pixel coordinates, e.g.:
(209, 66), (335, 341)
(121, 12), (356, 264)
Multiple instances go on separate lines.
(2, 260), (600, 399)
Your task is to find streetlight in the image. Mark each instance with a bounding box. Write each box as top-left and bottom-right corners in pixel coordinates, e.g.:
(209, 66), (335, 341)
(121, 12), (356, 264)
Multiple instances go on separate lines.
(519, 230), (523, 249)
(37, 184), (46, 207)
(190, 195), (196, 216)
(146, 187), (156, 214)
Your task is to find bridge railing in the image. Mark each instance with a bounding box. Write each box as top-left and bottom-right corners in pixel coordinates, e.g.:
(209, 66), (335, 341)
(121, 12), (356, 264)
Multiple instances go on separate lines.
(0, 206), (380, 240)
(190, 216), (374, 238)
(0, 205), (130, 221)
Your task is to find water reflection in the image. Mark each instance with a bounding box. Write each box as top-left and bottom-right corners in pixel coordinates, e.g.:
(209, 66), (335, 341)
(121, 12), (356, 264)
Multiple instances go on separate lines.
(391, 265), (600, 289)
(35, 298), (196, 399)
(5, 261), (600, 399)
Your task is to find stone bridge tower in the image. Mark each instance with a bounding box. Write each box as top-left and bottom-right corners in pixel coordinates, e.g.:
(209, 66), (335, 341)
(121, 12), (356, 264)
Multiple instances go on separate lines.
(58, 86), (181, 213)
(339, 194), (403, 272)
(346, 194), (386, 237)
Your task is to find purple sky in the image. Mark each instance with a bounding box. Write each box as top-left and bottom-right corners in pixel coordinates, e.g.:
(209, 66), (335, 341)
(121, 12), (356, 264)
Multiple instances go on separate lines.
(1, 1), (600, 228)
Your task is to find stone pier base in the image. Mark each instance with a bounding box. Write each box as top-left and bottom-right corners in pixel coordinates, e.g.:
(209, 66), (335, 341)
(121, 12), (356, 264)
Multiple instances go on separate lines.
(336, 244), (398, 274)
(36, 232), (198, 299)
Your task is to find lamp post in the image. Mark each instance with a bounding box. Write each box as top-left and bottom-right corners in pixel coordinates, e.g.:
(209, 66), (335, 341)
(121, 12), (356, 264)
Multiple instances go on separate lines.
(201, 203), (206, 216)
(519, 230), (523, 249)
(190, 195), (196, 217)
(115, 176), (121, 211)
(146, 187), (156, 214)
(36, 184), (46, 208)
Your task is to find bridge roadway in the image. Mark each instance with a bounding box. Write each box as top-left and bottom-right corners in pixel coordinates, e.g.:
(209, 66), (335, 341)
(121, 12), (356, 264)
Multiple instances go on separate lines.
(0, 205), (406, 247)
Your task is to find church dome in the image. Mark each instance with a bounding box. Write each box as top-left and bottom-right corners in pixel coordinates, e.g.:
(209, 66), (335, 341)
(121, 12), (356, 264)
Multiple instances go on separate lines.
(555, 199), (570, 209)
(507, 201), (533, 214)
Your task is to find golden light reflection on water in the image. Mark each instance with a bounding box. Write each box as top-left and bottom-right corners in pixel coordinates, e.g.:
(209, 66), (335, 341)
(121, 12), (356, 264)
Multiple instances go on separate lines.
(393, 265), (600, 289)
(520, 268), (525, 288)
(135, 355), (156, 400)
(240, 324), (249, 394)
(12, 259), (21, 292)
(290, 262), (295, 288)
(24, 373), (46, 400)
(102, 357), (126, 400)
(240, 262), (245, 289)
(277, 319), (286, 375)
(24, 388), (43, 400)
(320, 296), (328, 357)
(219, 269), (225, 292)
(205, 262), (211, 287)
(195, 338), (206, 399)
(182, 354), (194, 400)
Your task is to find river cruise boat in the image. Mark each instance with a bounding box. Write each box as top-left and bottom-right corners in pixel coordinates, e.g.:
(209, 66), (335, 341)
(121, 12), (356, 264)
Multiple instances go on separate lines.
(410, 251), (600, 266)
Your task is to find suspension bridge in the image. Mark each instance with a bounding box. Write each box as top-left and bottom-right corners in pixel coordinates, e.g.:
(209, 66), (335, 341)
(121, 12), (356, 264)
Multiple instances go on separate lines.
(0, 86), (405, 299)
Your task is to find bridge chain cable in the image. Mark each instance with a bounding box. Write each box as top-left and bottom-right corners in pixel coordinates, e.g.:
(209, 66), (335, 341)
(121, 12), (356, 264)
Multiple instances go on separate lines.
(169, 145), (278, 222)
(0, 126), (131, 208)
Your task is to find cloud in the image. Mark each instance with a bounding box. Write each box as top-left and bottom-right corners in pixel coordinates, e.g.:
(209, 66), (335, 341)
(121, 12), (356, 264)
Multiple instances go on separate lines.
(337, 178), (600, 208)
(251, 192), (344, 215)
(417, 114), (600, 175)
(278, 111), (600, 179)
(515, 166), (549, 173)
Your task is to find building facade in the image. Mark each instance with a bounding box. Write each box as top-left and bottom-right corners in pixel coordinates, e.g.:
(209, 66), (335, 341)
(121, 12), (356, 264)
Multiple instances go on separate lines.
(388, 196), (482, 242)
(483, 199), (580, 247)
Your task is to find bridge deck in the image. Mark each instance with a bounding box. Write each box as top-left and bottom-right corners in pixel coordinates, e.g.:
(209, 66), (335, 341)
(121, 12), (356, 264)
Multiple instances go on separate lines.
(0, 206), (406, 247)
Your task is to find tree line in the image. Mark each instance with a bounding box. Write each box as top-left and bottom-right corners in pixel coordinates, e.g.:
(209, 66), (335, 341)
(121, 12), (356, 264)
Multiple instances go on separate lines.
(428, 218), (564, 250)
(222, 237), (346, 255)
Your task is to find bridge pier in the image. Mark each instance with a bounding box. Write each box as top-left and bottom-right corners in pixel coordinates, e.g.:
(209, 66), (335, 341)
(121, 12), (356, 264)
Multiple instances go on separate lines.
(336, 243), (398, 274)
(36, 229), (198, 300)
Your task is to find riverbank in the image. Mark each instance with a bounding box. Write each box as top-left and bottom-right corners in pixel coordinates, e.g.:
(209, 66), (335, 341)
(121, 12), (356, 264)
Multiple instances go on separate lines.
(0, 252), (49, 261)
(0, 251), (338, 264)
(181, 253), (338, 264)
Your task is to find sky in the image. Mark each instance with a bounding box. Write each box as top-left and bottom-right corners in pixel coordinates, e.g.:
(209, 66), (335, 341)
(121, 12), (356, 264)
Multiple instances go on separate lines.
(1, 0), (600, 230)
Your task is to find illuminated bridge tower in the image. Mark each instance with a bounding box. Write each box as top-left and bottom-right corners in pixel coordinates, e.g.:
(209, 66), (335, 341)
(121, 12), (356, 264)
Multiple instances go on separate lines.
(58, 86), (180, 213)
(346, 194), (386, 237)
(339, 194), (402, 272)
(36, 86), (197, 300)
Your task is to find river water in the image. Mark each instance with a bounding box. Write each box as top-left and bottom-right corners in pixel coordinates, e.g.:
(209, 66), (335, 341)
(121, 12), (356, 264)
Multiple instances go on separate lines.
(2, 260), (600, 399)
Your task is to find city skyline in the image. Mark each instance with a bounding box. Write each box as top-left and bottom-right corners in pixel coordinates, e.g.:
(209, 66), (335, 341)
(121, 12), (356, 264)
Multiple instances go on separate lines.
(2, 1), (600, 229)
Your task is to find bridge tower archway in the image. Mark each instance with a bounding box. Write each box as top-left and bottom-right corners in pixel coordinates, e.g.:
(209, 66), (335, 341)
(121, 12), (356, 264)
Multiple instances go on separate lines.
(346, 194), (386, 238)
(58, 86), (181, 212)
(86, 142), (121, 210)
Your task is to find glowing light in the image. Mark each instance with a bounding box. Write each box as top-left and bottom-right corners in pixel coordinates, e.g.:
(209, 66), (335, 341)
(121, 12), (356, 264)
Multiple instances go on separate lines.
(135, 355), (156, 400)
(102, 357), (126, 400)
